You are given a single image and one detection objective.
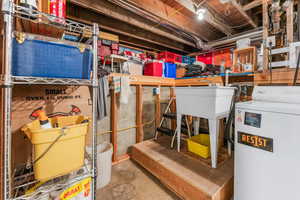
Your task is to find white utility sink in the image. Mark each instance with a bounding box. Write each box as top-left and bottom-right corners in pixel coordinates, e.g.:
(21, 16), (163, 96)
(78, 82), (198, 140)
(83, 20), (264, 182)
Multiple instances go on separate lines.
(175, 86), (235, 168)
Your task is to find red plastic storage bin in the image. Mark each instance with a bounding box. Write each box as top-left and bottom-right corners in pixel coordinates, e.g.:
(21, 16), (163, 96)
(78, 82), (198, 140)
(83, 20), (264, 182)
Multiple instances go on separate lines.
(144, 62), (163, 77)
(98, 45), (111, 57)
(174, 54), (182, 63)
(111, 42), (119, 50)
(157, 51), (176, 63)
(196, 53), (213, 65)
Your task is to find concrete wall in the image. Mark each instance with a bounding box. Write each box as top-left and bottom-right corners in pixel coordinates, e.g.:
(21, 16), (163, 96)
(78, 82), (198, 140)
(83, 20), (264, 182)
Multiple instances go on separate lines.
(97, 86), (171, 156)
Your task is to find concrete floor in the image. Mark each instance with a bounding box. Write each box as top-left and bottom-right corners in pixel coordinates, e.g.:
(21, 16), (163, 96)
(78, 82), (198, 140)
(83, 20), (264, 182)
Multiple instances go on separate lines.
(97, 160), (181, 200)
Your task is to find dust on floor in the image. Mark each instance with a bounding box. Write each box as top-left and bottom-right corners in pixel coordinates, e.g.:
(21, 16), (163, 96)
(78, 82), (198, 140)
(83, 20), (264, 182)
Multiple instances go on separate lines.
(97, 160), (181, 200)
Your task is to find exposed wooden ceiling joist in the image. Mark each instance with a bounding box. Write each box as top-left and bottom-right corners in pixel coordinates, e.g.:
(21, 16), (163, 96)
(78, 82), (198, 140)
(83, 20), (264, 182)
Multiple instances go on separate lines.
(69, 0), (196, 46)
(231, 0), (258, 28)
(117, 0), (215, 40)
(173, 0), (234, 36)
(67, 3), (194, 53)
(243, 0), (262, 11)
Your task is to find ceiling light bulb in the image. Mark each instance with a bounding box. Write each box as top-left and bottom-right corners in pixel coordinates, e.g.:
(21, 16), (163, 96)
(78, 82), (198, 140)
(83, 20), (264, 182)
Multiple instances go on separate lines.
(197, 13), (204, 20)
(196, 8), (206, 20)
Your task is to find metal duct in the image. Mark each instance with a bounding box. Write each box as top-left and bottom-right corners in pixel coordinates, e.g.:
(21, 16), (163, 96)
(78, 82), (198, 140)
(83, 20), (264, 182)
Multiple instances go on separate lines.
(207, 28), (263, 48)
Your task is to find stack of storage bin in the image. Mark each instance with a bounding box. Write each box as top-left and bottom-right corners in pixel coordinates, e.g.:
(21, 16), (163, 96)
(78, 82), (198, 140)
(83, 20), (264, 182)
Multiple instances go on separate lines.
(163, 62), (176, 78)
(143, 61), (163, 77)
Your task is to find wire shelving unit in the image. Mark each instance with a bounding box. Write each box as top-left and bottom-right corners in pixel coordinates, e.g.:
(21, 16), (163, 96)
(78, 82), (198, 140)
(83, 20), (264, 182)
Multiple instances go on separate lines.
(1, 0), (99, 199)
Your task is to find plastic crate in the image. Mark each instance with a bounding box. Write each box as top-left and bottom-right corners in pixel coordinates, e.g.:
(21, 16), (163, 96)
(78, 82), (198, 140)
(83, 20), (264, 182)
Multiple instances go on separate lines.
(157, 51), (176, 63)
(164, 62), (176, 78)
(111, 49), (119, 55)
(101, 39), (112, 46)
(12, 36), (92, 79)
(144, 62), (163, 77)
(98, 45), (111, 57)
(190, 57), (196, 64)
(196, 53), (213, 65)
(187, 134), (210, 159)
(111, 42), (119, 50)
(21, 115), (89, 181)
(174, 54), (182, 63)
(182, 56), (191, 64)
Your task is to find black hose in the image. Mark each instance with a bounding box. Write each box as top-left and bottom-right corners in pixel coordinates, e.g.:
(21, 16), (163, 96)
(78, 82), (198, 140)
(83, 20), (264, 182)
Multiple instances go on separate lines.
(224, 86), (241, 145)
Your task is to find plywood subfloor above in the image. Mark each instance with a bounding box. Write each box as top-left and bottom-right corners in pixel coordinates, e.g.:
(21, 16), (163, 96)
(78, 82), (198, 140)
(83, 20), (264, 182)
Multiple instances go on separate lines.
(131, 137), (233, 200)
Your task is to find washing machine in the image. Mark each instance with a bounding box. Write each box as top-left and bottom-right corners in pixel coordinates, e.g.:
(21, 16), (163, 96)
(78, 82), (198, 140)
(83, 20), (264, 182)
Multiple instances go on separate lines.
(234, 86), (300, 200)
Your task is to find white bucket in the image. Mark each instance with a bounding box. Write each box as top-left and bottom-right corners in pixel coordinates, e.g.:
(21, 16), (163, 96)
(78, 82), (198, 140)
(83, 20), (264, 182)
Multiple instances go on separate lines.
(87, 142), (113, 189)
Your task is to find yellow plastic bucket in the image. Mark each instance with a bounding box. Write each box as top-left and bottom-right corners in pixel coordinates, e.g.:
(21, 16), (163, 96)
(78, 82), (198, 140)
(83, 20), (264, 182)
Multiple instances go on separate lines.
(21, 115), (89, 181)
(187, 134), (210, 159)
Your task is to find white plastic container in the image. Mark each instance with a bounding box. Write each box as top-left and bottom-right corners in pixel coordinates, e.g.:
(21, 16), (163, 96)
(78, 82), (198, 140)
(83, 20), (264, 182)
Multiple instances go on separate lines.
(87, 142), (113, 189)
(175, 86), (235, 118)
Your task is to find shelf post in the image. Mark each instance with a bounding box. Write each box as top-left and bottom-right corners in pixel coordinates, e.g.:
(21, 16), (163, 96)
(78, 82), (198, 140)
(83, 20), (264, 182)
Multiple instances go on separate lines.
(91, 23), (99, 200)
(2, 1), (13, 200)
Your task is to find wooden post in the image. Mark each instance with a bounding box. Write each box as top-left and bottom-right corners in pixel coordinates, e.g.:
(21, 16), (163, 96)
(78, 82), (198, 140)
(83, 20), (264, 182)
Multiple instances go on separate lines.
(286, 0), (294, 44)
(155, 86), (161, 130)
(263, 0), (269, 72)
(170, 87), (176, 130)
(136, 85), (144, 143)
(111, 89), (118, 162)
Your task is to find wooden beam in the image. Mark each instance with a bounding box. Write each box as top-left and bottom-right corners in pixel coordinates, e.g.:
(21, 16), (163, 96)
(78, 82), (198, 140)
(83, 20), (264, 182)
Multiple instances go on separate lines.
(262, 0), (269, 71)
(286, 0), (294, 43)
(173, 0), (234, 36)
(111, 89), (118, 162)
(243, 0), (262, 11)
(231, 0), (257, 28)
(155, 86), (161, 130)
(69, 0), (211, 41)
(117, 0), (212, 41)
(136, 85), (144, 143)
(67, 4), (195, 53)
(169, 87), (176, 130)
(109, 73), (175, 86)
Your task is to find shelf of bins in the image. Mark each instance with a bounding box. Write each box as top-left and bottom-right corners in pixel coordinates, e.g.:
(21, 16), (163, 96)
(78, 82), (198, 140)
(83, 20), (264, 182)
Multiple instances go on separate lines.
(10, 2), (92, 35)
(9, 76), (93, 86)
(1, 1), (98, 200)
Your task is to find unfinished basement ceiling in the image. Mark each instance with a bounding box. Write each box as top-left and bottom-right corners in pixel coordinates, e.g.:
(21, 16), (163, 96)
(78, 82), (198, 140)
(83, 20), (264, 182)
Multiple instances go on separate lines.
(68, 0), (262, 53)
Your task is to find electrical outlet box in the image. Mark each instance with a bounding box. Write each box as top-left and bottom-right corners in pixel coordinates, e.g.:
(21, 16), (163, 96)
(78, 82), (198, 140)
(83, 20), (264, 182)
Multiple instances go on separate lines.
(266, 36), (276, 48)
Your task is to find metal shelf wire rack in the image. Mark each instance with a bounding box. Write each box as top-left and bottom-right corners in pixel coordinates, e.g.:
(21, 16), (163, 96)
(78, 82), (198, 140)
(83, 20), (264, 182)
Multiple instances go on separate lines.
(1, 1), (99, 199)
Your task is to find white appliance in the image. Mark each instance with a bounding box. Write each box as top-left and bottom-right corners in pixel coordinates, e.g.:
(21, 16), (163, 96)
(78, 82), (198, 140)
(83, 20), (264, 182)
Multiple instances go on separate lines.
(234, 86), (300, 200)
(176, 86), (234, 168)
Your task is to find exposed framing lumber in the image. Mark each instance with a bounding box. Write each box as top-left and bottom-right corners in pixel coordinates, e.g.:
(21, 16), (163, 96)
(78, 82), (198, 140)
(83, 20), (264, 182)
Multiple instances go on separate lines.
(286, 0), (294, 43)
(231, 0), (257, 28)
(155, 86), (161, 131)
(110, 89), (118, 162)
(67, 5), (194, 53)
(136, 85), (144, 143)
(262, 0), (269, 71)
(254, 69), (300, 85)
(243, 0), (262, 11)
(117, 0), (212, 41)
(70, 0), (211, 41)
(173, 0), (234, 36)
(169, 87), (176, 130)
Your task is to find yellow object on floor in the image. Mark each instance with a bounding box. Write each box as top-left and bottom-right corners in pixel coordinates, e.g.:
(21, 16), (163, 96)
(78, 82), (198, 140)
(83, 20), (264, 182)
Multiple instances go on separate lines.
(22, 115), (89, 181)
(187, 134), (210, 159)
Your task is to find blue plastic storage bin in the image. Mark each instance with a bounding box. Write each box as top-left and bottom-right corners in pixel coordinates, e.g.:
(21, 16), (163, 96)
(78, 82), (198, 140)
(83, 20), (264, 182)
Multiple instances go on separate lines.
(12, 36), (93, 79)
(190, 57), (196, 64)
(164, 62), (176, 78)
(182, 56), (191, 64)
